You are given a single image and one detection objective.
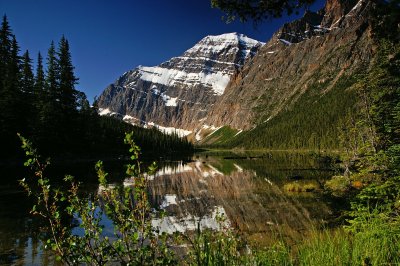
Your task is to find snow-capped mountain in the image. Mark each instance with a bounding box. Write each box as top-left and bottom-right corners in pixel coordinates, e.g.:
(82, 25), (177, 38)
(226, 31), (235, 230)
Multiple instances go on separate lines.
(98, 0), (378, 143)
(96, 33), (264, 136)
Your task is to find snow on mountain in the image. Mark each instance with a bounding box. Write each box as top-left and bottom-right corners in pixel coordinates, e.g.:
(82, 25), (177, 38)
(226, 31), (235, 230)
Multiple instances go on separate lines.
(97, 32), (264, 134)
(134, 32), (263, 96)
(139, 65), (231, 96)
(186, 32), (264, 57)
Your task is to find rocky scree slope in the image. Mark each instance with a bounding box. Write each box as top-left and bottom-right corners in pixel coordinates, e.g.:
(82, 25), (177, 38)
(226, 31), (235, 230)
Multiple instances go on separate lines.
(96, 33), (263, 137)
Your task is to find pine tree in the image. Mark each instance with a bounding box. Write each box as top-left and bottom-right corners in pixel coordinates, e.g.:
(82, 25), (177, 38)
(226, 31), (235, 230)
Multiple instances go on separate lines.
(0, 15), (12, 94)
(4, 36), (22, 129)
(57, 36), (78, 115)
(34, 52), (45, 109)
(57, 36), (79, 150)
(8, 35), (21, 89)
(0, 18), (22, 156)
(45, 41), (59, 104)
(21, 50), (35, 134)
(21, 50), (34, 93)
(0, 15), (13, 140)
(30, 52), (45, 143)
(39, 41), (61, 150)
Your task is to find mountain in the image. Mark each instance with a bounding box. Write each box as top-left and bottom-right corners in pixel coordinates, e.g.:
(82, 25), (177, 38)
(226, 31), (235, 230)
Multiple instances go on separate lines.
(96, 33), (264, 137)
(203, 0), (372, 126)
(98, 0), (380, 149)
(198, 0), (376, 148)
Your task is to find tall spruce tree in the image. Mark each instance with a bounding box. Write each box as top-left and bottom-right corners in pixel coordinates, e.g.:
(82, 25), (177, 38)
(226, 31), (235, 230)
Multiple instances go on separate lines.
(34, 52), (45, 109)
(45, 41), (59, 104)
(21, 50), (34, 93)
(0, 15), (12, 94)
(21, 50), (35, 134)
(39, 41), (61, 149)
(58, 36), (78, 114)
(5, 36), (22, 130)
(31, 52), (45, 143)
(0, 15), (15, 156)
(57, 36), (79, 149)
(0, 17), (22, 156)
(0, 16), (12, 137)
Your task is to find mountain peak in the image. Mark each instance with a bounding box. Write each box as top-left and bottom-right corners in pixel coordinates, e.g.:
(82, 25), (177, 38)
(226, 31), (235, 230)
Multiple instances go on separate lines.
(182, 32), (263, 68)
(202, 32), (263, 46)
(186, 32), (264, 55)
(97, 32), (264, 130)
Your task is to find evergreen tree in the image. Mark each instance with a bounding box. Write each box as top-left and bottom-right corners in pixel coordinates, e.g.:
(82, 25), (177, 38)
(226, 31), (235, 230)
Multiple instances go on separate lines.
(8, 35), (21, 91)
(4, 36), (22, 130)
(31, 52), (45, 143)
(34, 52), (45, 109)
(39, 41), (61, 150)
(0, 15), (12, 138)
(57, 36), (78, 115)
(21, 50), (35, 134)
(45, 41), (59, 103)
(21, 50), (34, 93)
(0, 17), (22, 156)
(0, 15), (12, 94)
(57, 36), (79, 150)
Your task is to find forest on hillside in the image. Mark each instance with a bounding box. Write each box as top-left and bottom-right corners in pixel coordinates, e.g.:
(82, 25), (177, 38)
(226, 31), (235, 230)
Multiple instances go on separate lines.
(0, 16), (193, 161)
(208, 2), (400, 153)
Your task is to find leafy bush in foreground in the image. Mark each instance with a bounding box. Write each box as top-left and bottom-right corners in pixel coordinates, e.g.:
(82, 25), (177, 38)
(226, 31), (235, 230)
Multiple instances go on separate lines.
(19, 132), (176, 265)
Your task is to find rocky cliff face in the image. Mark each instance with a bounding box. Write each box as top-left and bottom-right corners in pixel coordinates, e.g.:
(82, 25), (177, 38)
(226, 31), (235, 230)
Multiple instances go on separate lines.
(202, 0), (375, 132)
(96, 33), (263, 136)
(98, 0), (377, 142)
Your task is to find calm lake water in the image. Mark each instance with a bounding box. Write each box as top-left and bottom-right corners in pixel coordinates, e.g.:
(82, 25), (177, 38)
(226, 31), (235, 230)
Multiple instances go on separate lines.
(0, 151), (339, 265)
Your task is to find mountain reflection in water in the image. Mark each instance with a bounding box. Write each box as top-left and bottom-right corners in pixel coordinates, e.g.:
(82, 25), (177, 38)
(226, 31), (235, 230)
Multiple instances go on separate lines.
(0, 152), (336, 264)
(140, 156), (333, 244)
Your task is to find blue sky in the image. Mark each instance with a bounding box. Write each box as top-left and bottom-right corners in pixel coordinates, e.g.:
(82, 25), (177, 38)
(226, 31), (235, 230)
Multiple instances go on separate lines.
(1, 0), (325, 102)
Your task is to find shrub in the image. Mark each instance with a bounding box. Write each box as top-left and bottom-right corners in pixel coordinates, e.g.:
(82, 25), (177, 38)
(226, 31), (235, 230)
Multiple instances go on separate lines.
(19, 133), (176, 265)
(324, 175), (351, 195)
(284, 181), (320, 192)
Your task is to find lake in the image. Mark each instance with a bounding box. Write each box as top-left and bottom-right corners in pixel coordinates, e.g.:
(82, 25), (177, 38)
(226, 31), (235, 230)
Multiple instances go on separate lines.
(0, 151), (340, 265)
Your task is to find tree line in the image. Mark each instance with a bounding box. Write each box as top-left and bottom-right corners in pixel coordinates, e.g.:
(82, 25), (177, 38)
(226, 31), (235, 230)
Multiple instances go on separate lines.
(224, 75), (359, 151)
(0, 16), (192, 160)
